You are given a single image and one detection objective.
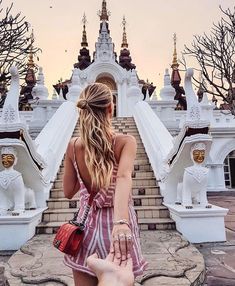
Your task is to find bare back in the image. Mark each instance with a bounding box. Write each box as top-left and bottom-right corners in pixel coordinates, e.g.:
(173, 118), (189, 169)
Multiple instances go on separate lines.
(63, 133), (137, 198)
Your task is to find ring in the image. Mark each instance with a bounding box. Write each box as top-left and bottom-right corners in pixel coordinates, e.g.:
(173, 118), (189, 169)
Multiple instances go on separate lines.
(126, 235), (132, 240)
(118, 233), (125, 239)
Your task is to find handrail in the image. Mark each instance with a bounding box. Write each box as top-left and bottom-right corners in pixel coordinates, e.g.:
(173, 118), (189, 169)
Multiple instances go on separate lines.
(133, 101), (173, 182)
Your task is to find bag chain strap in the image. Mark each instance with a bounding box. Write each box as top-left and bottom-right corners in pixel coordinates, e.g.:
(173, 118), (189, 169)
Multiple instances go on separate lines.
(71, 192), (95, 228)
(70, 137), (96, 229)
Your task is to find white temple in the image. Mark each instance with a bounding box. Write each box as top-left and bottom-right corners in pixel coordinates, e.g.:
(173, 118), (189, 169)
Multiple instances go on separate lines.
(0, 0), (234, 249)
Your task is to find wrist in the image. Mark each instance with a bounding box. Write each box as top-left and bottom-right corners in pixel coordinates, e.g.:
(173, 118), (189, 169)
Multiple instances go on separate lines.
(113, 219), (131, 229)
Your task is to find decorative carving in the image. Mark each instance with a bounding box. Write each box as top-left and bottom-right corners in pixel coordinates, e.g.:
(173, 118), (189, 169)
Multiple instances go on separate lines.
(2, 104), (16, 123)
(0, 147), (37, 216)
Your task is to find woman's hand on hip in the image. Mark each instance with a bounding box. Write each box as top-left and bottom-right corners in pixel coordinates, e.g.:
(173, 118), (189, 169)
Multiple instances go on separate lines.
(110, 224), (133, 264)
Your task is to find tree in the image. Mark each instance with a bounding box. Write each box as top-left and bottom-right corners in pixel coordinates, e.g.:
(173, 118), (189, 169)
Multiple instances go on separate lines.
(182, 6), (235, 114)
(0, 0), (40, 84)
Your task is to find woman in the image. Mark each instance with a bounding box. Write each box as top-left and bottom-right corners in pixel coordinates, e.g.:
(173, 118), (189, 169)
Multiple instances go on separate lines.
(63, 83), (147, 286)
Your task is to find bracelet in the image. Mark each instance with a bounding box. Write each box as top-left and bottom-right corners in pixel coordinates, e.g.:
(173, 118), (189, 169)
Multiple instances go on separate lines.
(113, 219), (131, 229)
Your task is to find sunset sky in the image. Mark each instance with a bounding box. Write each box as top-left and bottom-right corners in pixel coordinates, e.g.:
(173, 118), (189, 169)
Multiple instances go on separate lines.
(2, 0), (235, 95)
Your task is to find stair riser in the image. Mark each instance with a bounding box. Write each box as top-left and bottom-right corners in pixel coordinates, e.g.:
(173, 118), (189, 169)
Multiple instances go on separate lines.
(60, 163), (152, 173)
(42, 209), (169, 223)
(36, 222), (175, 235)
(60, 159), (151, 168)
(47, 196), (163, 209)
(133, 197), (163, 206)
(57, 171), (155, 180)
(139, 223), (175, 231)
(136, 209), (170, 219)
(47, 200), (79, 209)
(51, 187), (160, 199)
(54, 179), (157, 188)
(72, 132), (142, 139)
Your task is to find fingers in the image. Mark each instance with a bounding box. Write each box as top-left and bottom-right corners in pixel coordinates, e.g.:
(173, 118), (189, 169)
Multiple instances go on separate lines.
(126, 254), (133, 270)
(112, 233), (133, 265)
(119, 233), (127, 261)
(113, 238), (121, 264)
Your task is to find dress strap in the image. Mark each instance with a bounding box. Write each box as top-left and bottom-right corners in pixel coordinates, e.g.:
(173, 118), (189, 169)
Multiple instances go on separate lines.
(73, 138), (83, 184)
(112, 134), (117, 149)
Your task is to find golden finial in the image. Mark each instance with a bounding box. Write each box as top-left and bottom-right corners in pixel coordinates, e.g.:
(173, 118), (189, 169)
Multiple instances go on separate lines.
(27, 30), (35, 69)
(121, 16), (128, 49)
(98, 0), (110, 21)
(81, 13), (88, 48)
(172, 33), (179, 69)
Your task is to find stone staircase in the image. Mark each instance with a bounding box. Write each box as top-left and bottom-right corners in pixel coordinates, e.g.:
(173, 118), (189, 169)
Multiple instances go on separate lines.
(36, 117), (175, 234)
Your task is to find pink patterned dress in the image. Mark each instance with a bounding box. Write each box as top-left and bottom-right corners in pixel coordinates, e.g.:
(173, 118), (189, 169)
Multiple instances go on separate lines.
(64, 138), (148, 277)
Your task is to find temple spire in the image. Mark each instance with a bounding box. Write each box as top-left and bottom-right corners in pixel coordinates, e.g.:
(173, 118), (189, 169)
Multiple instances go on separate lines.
(98, 0), (109, 21)
(171, 33), (179, 70)
(121, 16), (128, 49)
(73, 14), (91, 70)
(81, 13), (88, 48)
(27, 30), (35, 69)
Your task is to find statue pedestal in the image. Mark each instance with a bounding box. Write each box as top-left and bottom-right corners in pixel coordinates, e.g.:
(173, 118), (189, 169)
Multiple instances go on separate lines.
(0, 208), (46, 250)
(165, 204), (228, 243)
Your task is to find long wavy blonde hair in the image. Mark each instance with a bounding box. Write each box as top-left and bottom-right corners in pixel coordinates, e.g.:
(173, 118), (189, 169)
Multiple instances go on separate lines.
(77, 83), (116, 189)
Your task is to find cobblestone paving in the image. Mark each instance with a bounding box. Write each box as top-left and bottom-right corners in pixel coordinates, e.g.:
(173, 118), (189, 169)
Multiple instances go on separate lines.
(196, 194), (235, 286)
(0, 231), (204, 286)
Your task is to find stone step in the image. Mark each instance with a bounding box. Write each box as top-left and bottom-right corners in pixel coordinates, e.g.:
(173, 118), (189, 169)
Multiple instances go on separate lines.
(138, 218), (176, 231)
(50, 186), (160, 199)
(36, 217), (175, 235)
(53, 177), (157, 189)
(59, 162), (152, 172)
(56, 170), (154, 180)
(42, 204), (170, 223)
(47, 194), (163, 209)
(60, 158), (151, 168)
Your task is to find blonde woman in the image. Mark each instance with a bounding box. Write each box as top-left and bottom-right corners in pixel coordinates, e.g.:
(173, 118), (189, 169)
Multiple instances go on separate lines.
(63, 83), (147, 286)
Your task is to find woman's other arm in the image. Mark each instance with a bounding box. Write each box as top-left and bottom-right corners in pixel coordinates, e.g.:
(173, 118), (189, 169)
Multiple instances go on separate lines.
(114, 135), (137, 221)
(111, 135), (137, 262)
(63, 139), (80, 199)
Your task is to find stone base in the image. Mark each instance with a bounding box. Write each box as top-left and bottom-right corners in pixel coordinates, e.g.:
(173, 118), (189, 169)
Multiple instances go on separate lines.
(0, 208), (46, 250)
(165, 204), (228, 243)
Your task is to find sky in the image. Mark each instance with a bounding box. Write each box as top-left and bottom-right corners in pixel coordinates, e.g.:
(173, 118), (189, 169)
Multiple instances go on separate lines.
(1, 0), (235, 95)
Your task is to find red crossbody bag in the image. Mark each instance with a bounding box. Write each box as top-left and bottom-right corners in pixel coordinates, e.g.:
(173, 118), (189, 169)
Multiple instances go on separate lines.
(53, 192), (95, 256)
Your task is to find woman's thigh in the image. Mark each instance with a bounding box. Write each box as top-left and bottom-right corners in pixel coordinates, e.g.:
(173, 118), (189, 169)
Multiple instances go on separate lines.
(73, 270), (98, 286)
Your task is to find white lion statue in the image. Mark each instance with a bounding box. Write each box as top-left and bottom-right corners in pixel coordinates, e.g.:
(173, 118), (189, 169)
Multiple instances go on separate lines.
(0, 146), (37, 216)
(178, 142), (212, 209)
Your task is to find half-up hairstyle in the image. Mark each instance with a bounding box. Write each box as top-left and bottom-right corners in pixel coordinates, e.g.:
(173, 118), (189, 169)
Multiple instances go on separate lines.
(77, 83), (116, 189)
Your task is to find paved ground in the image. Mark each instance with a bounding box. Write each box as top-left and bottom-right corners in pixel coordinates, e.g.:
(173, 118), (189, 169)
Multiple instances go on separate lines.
(195, 192), (235, 286)
(1, 231), (204, 286)
(1, 191), (235, 286)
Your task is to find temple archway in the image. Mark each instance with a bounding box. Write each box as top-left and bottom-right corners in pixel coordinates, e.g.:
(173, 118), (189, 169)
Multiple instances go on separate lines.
(96, 73), (117, 117)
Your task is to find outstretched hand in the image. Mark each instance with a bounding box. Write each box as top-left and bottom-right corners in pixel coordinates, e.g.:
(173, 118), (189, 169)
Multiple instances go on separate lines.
(87, 252), (134, 286)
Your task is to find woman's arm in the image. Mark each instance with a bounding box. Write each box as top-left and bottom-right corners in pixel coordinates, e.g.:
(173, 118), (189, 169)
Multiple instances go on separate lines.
(63, 139), (81, 199)
(111, 135), (137, 262)
(114, 135), (137, 221)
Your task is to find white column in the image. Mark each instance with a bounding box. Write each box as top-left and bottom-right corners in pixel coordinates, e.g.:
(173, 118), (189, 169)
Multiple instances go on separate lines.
(207, 164), (227, 191)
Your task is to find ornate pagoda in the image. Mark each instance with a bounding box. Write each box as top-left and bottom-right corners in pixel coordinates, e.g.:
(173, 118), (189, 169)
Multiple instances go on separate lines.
(171, 33), (186, 110)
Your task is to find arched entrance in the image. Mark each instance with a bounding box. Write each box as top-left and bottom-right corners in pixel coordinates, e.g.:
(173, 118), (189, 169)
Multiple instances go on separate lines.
(95, 73), (117, 117)
(224, 150), (235, 188)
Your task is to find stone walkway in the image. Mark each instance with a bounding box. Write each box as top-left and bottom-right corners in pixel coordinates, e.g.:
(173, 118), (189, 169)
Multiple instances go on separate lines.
(195, 193), (235, 286)
(1, 231), (204, 286)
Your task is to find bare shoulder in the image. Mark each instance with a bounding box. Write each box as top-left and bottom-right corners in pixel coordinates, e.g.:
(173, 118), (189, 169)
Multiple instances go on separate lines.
(114, 133), (137, 150)
(67, 137), (83, 157)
